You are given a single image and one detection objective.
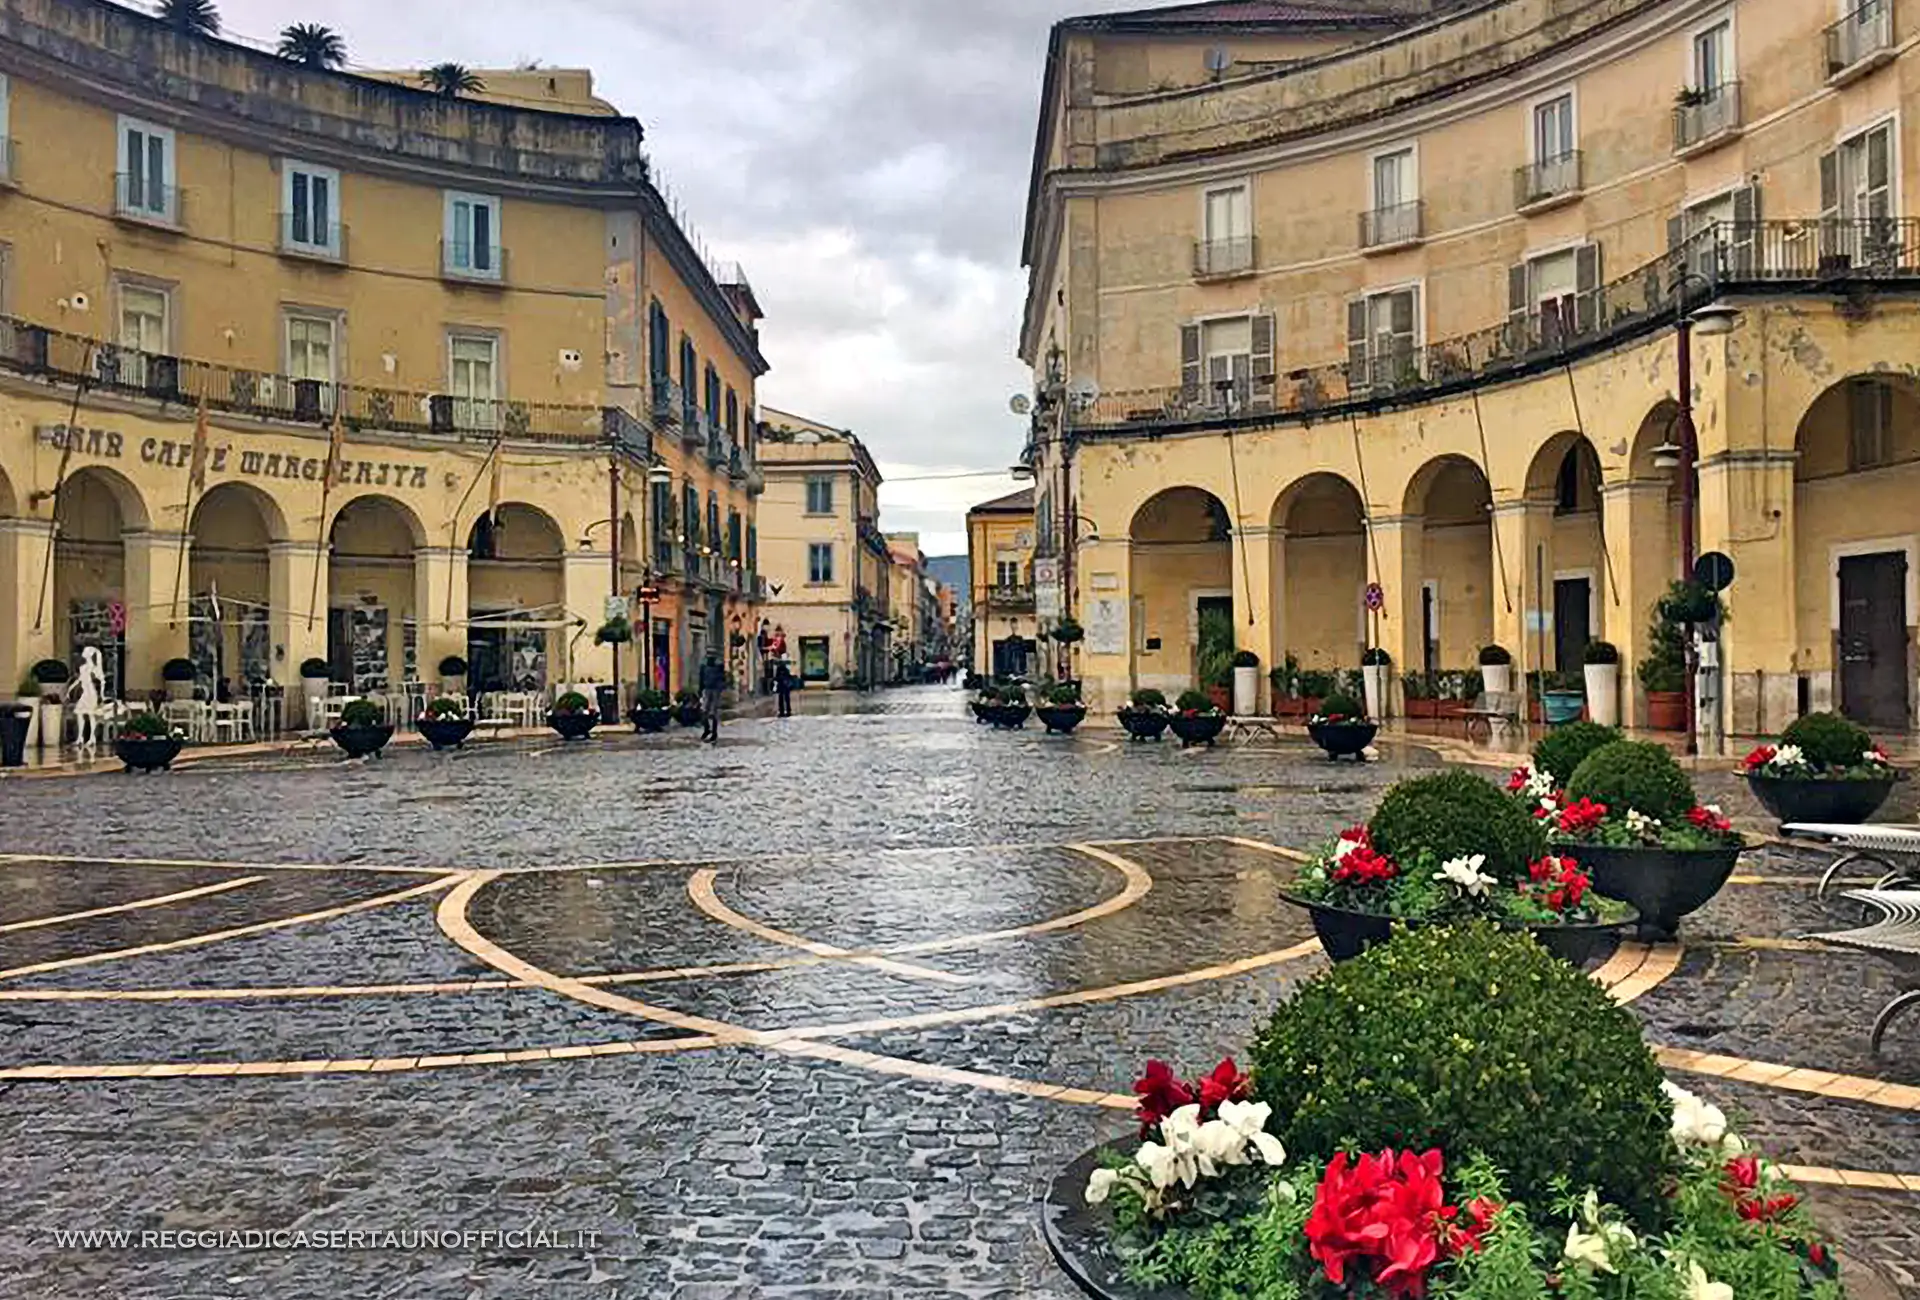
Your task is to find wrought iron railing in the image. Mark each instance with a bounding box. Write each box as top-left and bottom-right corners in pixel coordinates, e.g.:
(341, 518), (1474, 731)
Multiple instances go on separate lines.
(1193, 237), (1256, 279)
(441, 239), (506, 282)
(1514, 152), (1582, 209)
(727, 445), (747, 481)
(115, 172), (179, 225)
(1828, 1), (1894, 77)
(604, 406), (652, 462)
(1359, 201), (1423, 250)
(984, 584), (1036, 610)
(1673, 83), (1742, 151)
(277, 211), (346, 261)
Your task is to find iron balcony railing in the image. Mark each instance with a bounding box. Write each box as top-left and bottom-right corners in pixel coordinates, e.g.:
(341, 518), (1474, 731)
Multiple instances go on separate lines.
(1828, 1), (1895, 78)
(705, 418), (727, 467)
(603, 406), (653, 463)
(1359, 200), (1423, 250)
(727, 445), (747, 481)
(277, 211), (347, 261)
(984, 583), (1036, 611)
(1063, 218), (1920, 434)
(1673, 83), (1742, 152)
(1514, 152), (1582, 209)
(679, 398), (703, 444)
(115, 172), (180, 226)
(649, 376), (683, 429)
(1193, 236), (1256, 279)
(441, 239), (506, 282)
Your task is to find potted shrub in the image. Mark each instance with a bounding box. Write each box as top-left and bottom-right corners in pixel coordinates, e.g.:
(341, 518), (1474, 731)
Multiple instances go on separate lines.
(1535, 739), (1744, 940)
(329, 698), (393, 758)
(1742, 712), (1903, 825)
(1400, 670), (1436, 719)
(1306, 691), (1376, 761)
(32, 658), (70, 749)
(113, 710), (184, 773)
(629, 687), (673, 733)
(1582, 640), (1621, 726)
(594, 616), (633, 647)
(982, 683), (1032, 730)
(1524, 719), (1623, 790)
(1117, 687), (1171, 741)
(1267, 653), (1300, 719)
(1229, 650), (1260, 716)
(417, 696), (474, 750)
(1294, 668), (1335, 720)
(163, 656), (199, 704)
(1477, 643), (1513, 694)
(673, 688), (704, 727)
(1168, 688), (1226, 748)
(1035, 681), (1087, 735)
(437, 654), (468, 699)
(547, 690), (598, 740)
(300, 656), (333, 723)
(1047, 925), (1836, 1300)
(1051, 617), (1085, 647)
(1537, 668), (1586, 725)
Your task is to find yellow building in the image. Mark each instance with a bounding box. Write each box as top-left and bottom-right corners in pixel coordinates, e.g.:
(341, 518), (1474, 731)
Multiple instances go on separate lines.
(757, 408), (891, 686)
(885, 532), (934, 678)
(1021, 0), (1920, 736)
(0, 0), (763, 725)
(968, 488), (1042, 680)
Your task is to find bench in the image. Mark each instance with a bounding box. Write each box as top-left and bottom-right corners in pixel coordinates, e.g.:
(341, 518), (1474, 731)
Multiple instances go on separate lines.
(1807, 888), (1920, 1053)
(1225, 715), (1285, 746)
(1782, 823), (1920, 899)
(1462, 690), (1522, 745)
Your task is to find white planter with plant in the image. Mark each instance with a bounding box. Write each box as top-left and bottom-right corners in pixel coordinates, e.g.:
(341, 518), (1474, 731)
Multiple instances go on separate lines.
(31, 659), (71, 750)
(299, 657), (332, 727)
(1583, 641), (1621, 727)
(1230, 650), (1260, 716)
(437, 655), (468, 701)
(1479, 644), (1513, 696)
(1360, 649), (1391, 720)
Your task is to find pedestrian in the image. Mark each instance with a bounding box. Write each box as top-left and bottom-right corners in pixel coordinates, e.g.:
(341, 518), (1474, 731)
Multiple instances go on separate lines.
(775, 658), (793, 718)
(698, 646), (727, 742)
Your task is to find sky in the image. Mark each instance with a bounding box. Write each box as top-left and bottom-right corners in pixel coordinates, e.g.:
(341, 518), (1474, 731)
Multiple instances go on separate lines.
(222, 0), (1095, 556)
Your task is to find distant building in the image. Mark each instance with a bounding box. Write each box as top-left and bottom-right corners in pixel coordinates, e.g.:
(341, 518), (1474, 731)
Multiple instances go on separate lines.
(967, 488), (1038, 679)
(885, 533), (933, 679)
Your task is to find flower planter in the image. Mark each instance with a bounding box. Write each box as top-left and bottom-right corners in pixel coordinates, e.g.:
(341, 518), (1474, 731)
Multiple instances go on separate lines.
(1406, 699), (1438, 720)
(1570, 842), (1743, 941)
(1745, 772), (1898, 826)
(1271, 696), (1307, 720)
(1542, 690), (1586, 725)
(1362, 664), (1390, 720)
(1646, 690), (1686, 732)
(1583, 663), (1620, 727)
(1168, 712), (1226, 748)
(1281, 894), (1635, 968)
(329, 722), (394, 759)
(629, 706), (674, 734)
(418, 717), (475, 750)
(1117, 709), (1170, 741)
(1042, 1140), (1168, 1300)
(985, 702), (1033, 730)
(1035, 704), (1087, 735)
(1307, 720), (1377, 760)
(548, 711), (598, 741)
(674, 703), (704, 727)
(37, 701), (63, 749)
(1482, 664), (1513, 695)
(1232, 666), (1260, 716)
(113, 735), (184, 773)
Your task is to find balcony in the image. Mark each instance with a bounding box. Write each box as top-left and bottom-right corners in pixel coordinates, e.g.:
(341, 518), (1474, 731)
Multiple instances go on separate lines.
(983, 583), (1035, 613)
(705, 420), (727, 468)
(603, 406), (652, 462)
(1514, 152), (1583, 213)
(1673, 83), (1742, 156)
(727, 445), (748, 482)
(679, 401), (703, 445)
(114, 172), (180, 228)
(649, 376), (683, 430)
(1358, 201), (1423, 253)
(1192, 236), (1256, 281)
(441, 239), (506, 283)
(276, 212), (347, 263)
(1828, 1), (1895, 83)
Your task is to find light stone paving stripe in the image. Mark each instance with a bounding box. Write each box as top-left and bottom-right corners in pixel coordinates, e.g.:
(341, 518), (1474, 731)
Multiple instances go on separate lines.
(766, 1038), (1134, 1110)
(685, 869), (970, 984)
(0, 875), (467, 982)
(1655, 1047), (1920, 1112)
(1219, 836), (1313, 863)
(0, 875), (266, 933)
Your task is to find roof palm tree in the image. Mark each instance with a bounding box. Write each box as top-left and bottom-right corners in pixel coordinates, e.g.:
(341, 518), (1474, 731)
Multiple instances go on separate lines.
(276, 23), (346, 69)
(419, 63), (485, 98)
(156, 0), (219, 35)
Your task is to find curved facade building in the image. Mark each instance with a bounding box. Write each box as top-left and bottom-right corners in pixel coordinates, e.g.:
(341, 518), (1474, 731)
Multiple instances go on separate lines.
(1021, 0), (1920, 736)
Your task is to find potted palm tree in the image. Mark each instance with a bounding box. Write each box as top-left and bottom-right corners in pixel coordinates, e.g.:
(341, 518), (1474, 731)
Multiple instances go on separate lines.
(1230, 650), (1260, 716)
(417, 696), (474, 750)
(330, 698), (393, 758)
(113, 711), (185, 773)
(1308, 691), (1377, 760)
(1583, 641), (1621, 726)
(1168, 689), (1227, 748)
(163, 657), (199, 704)
(547, 690), (598, 741)
(629, 687), (673, 733)
(1035, 681), (1087, 735)
(1117, 687), (1171, 741)
(1360, 647), (1392, 720)
(1742, 712), (1903, 825)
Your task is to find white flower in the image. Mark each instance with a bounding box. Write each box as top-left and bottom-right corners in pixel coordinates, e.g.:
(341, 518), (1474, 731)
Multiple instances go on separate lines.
(1332, 835), (1364, 862)
(1683, 1261), (1734, 1300)
(1084, 1167), (1120, 1205)
(1866, 746), (1890, 767)
(1662, 1081), (1730, 1148)
(1192, 1118), (1247, 1169)
(1248, 1130), (1287, 1166)
(1134, 1140), (1187, 1190)
(1523, 765), (1557, 799)
(1562, 1190), (1637, 1274)
(1215, 1098), (1272, 1138)
(1564, 1223), (1621, 1274)
(1625, 808), (1662, 837)
(1159, 1104), (1202, 1147)
(1435, 853), (1495, 898)
(1536, 793), (1560, 817)
(1772, 744), (1809, 769)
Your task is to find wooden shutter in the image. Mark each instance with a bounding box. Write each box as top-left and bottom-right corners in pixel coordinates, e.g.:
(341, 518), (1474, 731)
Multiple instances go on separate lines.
(1506, 263), (1530, 352)
(1229, 352), (1252, 409)
(1249, 312), (1276, 408)
(1729, 184), (1759, 275)
(1388, 290), (1417, 387)
(1666, 214), (1686, 251)
(1346, 299), (1369, 392)
(1179, 324), (1202, 406)
(1575, 243), (1602, 334)
(1819, 150), (1844, 266)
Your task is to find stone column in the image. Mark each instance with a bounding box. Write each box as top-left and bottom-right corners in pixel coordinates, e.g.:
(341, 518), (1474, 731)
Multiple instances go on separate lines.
(413, 546), (470, 690)
(1698, 453), (1798, 737)
(1230, 524), (1274, 713)
(1600, 481), (1672, 729)
(1489, 502), (1553, 682)
(1077, 537), (1131, 714)
(1, 518), (57, 689)
(269, 540), (329, 725)
(1366, 515), (1423, 715)
(563, 550), (614, 687)
(121, 529), (192, 696)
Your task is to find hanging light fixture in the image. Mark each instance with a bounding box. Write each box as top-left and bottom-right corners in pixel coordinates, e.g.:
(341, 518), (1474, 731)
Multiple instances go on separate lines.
(1652, 440), (1682, 472)
(1690, 301), (1740, 337)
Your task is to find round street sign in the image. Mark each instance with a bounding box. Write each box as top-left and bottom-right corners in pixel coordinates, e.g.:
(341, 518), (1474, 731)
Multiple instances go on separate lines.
(1363, 582), (1386, 612)
(1694, 551), (1736, 593)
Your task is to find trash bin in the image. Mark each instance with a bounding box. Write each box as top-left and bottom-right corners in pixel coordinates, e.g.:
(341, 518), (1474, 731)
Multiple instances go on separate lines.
(0, 703), (31, 768)
(595, 684), (619, 725)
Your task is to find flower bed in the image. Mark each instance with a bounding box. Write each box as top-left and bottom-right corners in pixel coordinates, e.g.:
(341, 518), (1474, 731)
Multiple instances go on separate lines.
(417, 696), (473, 750)
(113, 711), (184, 772)
(1036, 683), (1087, 735)
(548, 691), (598, 741)
(329, 699), (393, 758)
(1742, 713), (1902, 825)
(629, 688), (673, 734)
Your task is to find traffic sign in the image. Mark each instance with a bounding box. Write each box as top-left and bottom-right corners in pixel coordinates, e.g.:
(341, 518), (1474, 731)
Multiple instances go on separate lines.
(1693, 551), (1736, 593)
(1363, 582), (1386, 612)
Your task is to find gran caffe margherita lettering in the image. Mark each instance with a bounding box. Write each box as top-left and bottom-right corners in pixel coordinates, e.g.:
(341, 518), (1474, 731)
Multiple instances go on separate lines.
(34, 424), (429, 490)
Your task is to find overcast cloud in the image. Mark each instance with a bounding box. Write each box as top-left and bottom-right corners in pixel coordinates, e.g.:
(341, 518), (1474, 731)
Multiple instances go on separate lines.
(228, 0), (1088, 555)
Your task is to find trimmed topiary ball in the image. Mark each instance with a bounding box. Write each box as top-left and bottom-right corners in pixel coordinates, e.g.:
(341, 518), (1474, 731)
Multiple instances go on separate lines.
(1780, 711), (1872, 770)
(1250, 922), (1675, 1221)
(1567, 739), (1695, 821)
(1532, 721), (1623, 786)
(1318, 691), (1364, 719)
(1368, 769), (1544, 884)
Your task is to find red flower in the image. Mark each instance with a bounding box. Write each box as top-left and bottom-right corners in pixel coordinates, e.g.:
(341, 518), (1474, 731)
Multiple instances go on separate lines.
(1723, 1155), (1799, 1221)
(1688, 804), (1732, 834)
(1556, 797), (1609, 835)
(1332, 844), (1400, 886)
(1443, 1197), (1501, 1257)
(1131, 1059), (1193, 1132)
(1304, 1149), (1454, 1298)
(1506, 767), (1529, 792)
(1738, 1193), (1800, 1222)
(1743, 744), (1778, 773)
(1196, 1057), (1250, 1111)
(1808, 1242), (1829, 1268)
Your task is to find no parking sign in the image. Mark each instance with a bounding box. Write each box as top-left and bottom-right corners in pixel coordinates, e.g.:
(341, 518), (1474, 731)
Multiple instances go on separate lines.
(1363, 582), (1386, 612)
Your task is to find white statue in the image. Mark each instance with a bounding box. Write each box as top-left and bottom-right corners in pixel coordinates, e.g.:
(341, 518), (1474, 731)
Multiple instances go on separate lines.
(70, 645), (107, 749)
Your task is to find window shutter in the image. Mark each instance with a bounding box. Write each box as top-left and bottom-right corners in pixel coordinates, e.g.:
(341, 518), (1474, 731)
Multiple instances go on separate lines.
(1390, 289), (1415, 338)
(1179, 324), (1202, 405)
(1249, 312), (1276, 407)
(1666, 214), (1686, 252)
(1867, 127), (1893, 219)
(312, 174), (330, 244)
(1729, 184), (1759, 274)
(1819, 150), (1840, 220)
(1346, 299), (1369, 391)
(1575, 243), (1602, 334)
(1506, 263), (1530, 350)
(1229, 352), (1252, 408)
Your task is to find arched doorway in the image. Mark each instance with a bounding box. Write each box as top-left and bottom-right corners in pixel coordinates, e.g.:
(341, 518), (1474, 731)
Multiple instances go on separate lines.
(1272, 474), (1365, 677)
(1400, 456), (1494, 679)
(187, 482), (286, 694)
(52, 466), (147, 701)
(327, 495), (424, 695)
(1524, 433), (1607, 673)
(1794, 374), (1920, 728)
(1129, 486), (1232, 696)
(466, 502), (566, 693)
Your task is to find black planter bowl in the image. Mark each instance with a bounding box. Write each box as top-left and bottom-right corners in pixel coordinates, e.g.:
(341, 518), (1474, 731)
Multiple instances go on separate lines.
(985, 702), (1033, 730)
(1168, 712), (1226, 748)
(1280, 893), (1636, 967)
(1035, 704), (1087, 735)
(330, 722), (394, 759)
(969, 699), (989, 724)
(113, 735), (184, 773)
(417, 717), (474, 750)
(1307, 719), (1378, 760)
(629, 706), (673, 734)
(548, 711), (598, 741)
(1116, 709), (1170, 741)
(1566, 841), (1743, 941)
(1747, 772), (1899, 826)
(1043, 1140), (1180, 1300)
(674, 703), (704, 727)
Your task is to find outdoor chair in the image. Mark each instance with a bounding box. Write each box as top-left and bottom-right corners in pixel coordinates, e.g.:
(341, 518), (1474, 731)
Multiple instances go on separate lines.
(1462, 690), (1522, 744)
(1784, 822), (1920, 899)
(1806, 887), (1920, 1053)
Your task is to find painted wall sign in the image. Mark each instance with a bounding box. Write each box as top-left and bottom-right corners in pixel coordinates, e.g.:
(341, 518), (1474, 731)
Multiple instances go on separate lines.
(1087, 595), (1128, 656)
(35, 424), (430, 490)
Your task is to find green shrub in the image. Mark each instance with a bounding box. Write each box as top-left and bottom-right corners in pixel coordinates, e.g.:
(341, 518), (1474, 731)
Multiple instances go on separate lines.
(1780, 711), (1871, 770)
(32, 658), (71, 685)
(633, 688), (669, 709)
(1531, 721), (1623, 785)
(1478, 644), (1512, 666)
(674, 689), (702, 706)
(1051, 617), (1085, 644)
(1567, 740), (1695, 821)
(1175, 689), (1213, 713)
(1045, 681), (1081, 706)
(1128, 687), (1166, 710)
(424, 696), (466, 720)
(1297, 669), (1338, 698)
(1250, 923), (1674, 1221)
(339, 699), (382, 728)
(1317, 691), (1364, 719)
(298, 657), (332, 679)
(553, 690), (592, 713)
(1361, 647), (1391, 667)
(1370, 769), (1544, 884)
(1230, 649), (1259, 668)
(437, 655), (468, 676)
(121, 711), (170, 740)
(1582, 640), (1620, 665)
(163, 658), (199, 682)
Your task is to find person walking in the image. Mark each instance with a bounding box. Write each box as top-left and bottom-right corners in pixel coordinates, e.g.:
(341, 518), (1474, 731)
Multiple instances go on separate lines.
(774, 658), (794, 718)
(698, 647), (727, 742)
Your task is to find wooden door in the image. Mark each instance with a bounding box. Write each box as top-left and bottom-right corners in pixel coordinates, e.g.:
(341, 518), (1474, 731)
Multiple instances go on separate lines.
(1839, 551), (1909, 729)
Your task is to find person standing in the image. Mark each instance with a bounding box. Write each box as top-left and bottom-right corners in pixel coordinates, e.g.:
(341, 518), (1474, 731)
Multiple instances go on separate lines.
(774, 658), (794, 718)
(698, 647), (727, 742)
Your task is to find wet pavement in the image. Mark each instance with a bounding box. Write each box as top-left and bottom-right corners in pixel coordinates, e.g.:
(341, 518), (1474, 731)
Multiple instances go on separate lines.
(0, 685), (1916, 1297)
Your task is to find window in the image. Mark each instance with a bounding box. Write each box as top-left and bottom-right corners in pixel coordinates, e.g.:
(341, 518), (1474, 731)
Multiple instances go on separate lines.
(1692, 19), (1731, 94)
(1823, 122), (1899, 268)
(282, 161), (339, 256)
(1372, 148), (1414, 211)
(117, 116), (176, 222)
(448, 333), (498, 429)
(726, 388), (739, 441)
(1671, 185), (1760, 276)
(1533, 94), (1574, 164)
(679, 337), (697, 420)
(1197, 182), (1252, 275)
(444, 191), (501, 278)
(1849, 379), (1893, 469)
(1178, 313), (1276, 411)
(648, 301), (671, 381)
(118, 284), (168, 355)
(995, 559), (1022, 588)
(286, 314), (337, 414)
(0, 74), (12, 183)
(704, 365), (721, 431)
(808, 543), (835, 584)
(805, 477), (834, 514)
(1507, 245), (1600, 347)
(1346, 287), (1420, 391)
(1363, 147), (1420, 246)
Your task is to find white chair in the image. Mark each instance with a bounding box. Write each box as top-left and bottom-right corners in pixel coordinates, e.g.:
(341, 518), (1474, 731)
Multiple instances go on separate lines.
(212, 701), (254, 744)
(162, 699), (212, 743)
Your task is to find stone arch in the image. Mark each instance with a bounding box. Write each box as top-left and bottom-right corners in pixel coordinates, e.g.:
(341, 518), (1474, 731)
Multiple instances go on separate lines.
(52, 466), (146, 700)
(327, 494), (426, 694)
(188, 482), (287, 690)
(1522, 433), (1608, 668)
(1269, 473), (1365, 676)
(1129, 486), (1233, 697)
(1625, 400), (1685, 484)
(1401, 455), (1494, 674)
(466, 502), (568, 694)
(0, 461), (16, 517)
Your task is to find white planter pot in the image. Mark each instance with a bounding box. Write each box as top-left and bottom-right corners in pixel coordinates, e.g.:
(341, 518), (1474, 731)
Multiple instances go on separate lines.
(1583, 663), (1620, 727)
(1232, 665), (1259, 716)
(1362, 664), (1391, 720)
(166, 679), (195, 703)
(1482, 664), (1513, 696)
(38, 701), (63, 749)
(439, 675), (467, 701)
(301, 676), (330, 726)
(16, 695), (40, 749)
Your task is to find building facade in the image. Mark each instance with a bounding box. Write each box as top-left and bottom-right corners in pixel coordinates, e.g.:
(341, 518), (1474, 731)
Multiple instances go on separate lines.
(1022, 0), (1920, 735)
(885, 532), (931, 679)
(967, 487), (1041, 680)
(0, 0), (763, 721)
(758, 409), (891, 686)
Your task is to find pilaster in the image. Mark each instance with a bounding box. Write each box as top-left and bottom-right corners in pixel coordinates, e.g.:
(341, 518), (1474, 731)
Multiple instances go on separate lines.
(121, 529), (192, 693)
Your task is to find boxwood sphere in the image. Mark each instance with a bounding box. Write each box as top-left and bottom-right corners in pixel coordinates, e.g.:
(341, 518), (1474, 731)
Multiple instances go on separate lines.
(1567, 740), (1696, 821)
(1318, 691), (1364, 719)
(1251, 923), (1675, 1221)
(1369, 769), (1544, 883)
(1532, 721), (1623, 786)
(1779, 711), (1872, 770)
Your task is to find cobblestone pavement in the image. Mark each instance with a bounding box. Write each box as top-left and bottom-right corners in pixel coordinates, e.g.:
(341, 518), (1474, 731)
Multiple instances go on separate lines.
(0, 685), (1916, 1297)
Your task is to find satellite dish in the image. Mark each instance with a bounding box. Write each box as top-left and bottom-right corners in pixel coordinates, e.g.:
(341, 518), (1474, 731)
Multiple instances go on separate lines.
(1067, 376), (1101, 408)
(1204, 47), (1233, 75)
(1009, 394), (1032, 416)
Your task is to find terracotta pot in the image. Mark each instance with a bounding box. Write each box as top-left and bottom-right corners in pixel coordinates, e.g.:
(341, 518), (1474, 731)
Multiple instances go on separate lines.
(1406, 699), (1438, 719)
(1646, 690), (1686, 731)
